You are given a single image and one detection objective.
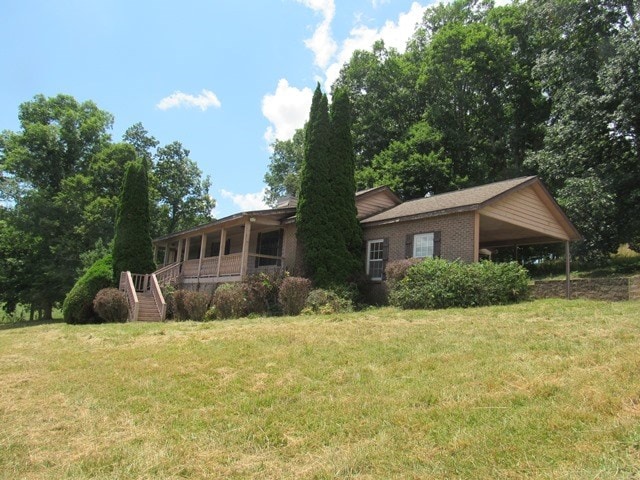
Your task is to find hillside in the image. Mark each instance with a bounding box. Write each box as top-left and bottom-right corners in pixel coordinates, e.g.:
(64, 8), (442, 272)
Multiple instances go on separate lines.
(1, 299), (639, 478)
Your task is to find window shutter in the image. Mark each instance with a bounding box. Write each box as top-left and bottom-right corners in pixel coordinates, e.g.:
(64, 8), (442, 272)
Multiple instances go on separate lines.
(433, 231), (441, 257)
(405, 234), (413, 258)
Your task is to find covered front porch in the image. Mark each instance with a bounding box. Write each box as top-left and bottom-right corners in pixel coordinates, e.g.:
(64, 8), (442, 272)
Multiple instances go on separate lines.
(152, 209), (297, 285)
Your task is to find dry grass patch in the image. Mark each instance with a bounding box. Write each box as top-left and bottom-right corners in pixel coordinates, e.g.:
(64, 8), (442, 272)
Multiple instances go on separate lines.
(1, 299), (640, 478)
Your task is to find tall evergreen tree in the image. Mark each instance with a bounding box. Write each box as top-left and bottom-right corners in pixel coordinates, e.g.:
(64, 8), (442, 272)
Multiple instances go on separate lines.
(112, 160), (155, 281)
(329, 88), (362, 276)
(297, 84), (361, 287)
(296, 84), (336, 287)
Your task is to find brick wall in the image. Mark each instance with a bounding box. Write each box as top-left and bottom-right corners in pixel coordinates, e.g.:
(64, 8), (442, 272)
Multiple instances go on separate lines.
(532, 276), (640, 301)
(363, 212), (476, 263)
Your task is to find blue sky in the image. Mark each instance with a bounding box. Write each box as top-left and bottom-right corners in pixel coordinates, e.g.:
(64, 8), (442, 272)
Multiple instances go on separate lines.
(1, 0), (431, 218)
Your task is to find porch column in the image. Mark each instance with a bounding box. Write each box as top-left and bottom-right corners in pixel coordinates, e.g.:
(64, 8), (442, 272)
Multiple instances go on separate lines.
(197, 233), (207, 279)
(176, 239), (184, 263)
(473, 211), (480, 262)
(239, 218), (252, 277)
(216, 228), (227, 278)
(163, 244), (169, 265)
(183, 237), (191, 263)
(153, 245), (158, 264)
(565, 241), (571, 299)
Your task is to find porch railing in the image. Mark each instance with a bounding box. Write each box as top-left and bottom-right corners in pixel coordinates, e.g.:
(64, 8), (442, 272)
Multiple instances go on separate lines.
(119, 271), (139, 321)
(154, 262), (181, 286)
(149, 274), (167, 321)
(156, 254), (285, 280)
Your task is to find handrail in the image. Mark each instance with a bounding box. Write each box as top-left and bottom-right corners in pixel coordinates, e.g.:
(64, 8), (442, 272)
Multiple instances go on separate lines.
(149, 274), (167, 321)
(119, 271), (139, 321)
(154, 262), (182, 286)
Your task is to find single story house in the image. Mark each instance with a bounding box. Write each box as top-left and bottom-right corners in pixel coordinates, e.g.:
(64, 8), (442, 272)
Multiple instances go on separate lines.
(121, 176), (581, 320)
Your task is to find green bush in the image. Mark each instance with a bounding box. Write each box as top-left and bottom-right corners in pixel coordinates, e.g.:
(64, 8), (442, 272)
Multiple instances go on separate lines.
(385, 258), (423, 285)
(389, 258), (529, 310)
(243, 271), (286, 315)
(92, 288), (129, 323)
(63, 254), (115, 324)
(303, 288), (353, 315)
(278, 277), (312, 316)
(172, 289), (189, 321)
(212, 283), (247, 319)
(183, 291), (211, 321)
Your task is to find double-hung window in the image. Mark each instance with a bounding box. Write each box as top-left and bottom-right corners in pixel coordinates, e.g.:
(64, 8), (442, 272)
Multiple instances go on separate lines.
(366, 239), (385, 281)
(413, 232), (434, 258)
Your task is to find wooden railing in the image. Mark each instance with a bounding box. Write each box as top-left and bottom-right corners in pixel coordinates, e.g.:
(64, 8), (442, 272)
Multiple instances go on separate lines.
(119, 271), (139, 321)
(154, 262), (181, 286)
(154, 254), (285, 280)
(149, 274), (166, 321)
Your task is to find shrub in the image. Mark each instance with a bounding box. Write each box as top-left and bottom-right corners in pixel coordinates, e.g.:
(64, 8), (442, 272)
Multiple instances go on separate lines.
(243, 271), (286, 315)
(212, 283), (247, 319)
(389, 258), (529, 310)
(278, 276), (312, 315)
(303, 288), (353, 315)
(172, 289), (189, 321)
(93, 288), (129, 323)
(385, 258), (423, 284)
(183, 291), (211, 321)
(63, 254), (115, 324)
(161, 283), (176, 320)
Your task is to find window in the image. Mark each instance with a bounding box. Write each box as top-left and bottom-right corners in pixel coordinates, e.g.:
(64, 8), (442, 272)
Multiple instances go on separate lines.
(367, 239), (385, 281)
(413, 232), (434, 258)
(256, 230), (282, 267)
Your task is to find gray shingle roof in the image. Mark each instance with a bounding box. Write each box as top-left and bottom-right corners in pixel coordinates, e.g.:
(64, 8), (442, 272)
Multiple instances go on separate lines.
(361, 176), (537, 224)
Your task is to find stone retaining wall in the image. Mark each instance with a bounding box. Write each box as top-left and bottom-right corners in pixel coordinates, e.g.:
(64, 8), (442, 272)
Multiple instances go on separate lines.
(532, 276), (640, 301)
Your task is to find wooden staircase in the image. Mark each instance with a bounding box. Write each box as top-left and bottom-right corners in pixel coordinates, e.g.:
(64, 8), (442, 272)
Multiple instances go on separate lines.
(137, 292), (163, 322)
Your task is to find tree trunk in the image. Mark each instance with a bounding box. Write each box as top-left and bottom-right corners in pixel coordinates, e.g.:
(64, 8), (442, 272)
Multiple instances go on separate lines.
(43, 302), (53, 321)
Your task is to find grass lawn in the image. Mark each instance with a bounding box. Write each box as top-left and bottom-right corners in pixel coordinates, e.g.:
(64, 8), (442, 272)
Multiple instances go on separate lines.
(1, 299), (639, 479)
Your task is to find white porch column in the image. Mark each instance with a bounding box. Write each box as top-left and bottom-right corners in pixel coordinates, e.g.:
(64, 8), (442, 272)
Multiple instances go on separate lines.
(473, 211), (480, 262)
(176, 239), (184, 263)
(216, 228), (227, 278)
(239, 218), (252, 277)
(153, 245), (158, 265)
(183, 237), (191, 263)
(163, 244), (169, 265)
(197, 233), (207, 279)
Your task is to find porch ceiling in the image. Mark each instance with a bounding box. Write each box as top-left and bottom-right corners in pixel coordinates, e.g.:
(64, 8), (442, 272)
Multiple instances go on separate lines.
(479, 214), (566, 248)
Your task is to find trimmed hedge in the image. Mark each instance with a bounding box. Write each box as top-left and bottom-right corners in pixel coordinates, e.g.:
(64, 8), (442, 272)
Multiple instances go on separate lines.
(278, 277), (312, 316)
(389, 258), (530, 310)
(93, 288), (128, 323)
(63, 254), (115, 324)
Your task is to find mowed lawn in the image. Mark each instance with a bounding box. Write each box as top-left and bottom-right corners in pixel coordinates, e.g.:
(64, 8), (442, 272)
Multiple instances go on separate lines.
(1, 300), (639, 479)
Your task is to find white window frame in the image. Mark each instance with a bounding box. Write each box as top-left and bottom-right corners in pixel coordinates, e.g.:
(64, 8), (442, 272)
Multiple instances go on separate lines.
(366, 239), (385, 281)
(413, 232), (435, 258)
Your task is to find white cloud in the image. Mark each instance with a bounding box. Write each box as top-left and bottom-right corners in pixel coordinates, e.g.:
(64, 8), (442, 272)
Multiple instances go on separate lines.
(324, 2), (426, 90)
(262, 79), (313, 143)
(371, 0), (390, 8)
(156, 89), (222, 111)
(220, 188), (269, 212)
(297, 0), (337, 69)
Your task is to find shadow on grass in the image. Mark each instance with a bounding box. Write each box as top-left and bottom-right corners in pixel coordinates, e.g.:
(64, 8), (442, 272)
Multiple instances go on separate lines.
(0, 318), (65, 331)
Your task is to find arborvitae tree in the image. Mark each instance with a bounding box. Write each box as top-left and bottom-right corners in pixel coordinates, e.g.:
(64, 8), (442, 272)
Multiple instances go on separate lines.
(297, 84), (361, 288)
(329, 88), (362, 277)
(112, 160), (156, 281)
(296, 84), (336, 287)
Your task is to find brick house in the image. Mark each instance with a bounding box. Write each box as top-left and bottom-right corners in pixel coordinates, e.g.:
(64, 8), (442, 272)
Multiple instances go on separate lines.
(121, 176), (580, 320)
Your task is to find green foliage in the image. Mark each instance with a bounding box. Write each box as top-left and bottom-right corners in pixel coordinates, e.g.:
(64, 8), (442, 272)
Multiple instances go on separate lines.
(384, 258), (423, 285)
(303, 288), (354, 315)
(171, 289), (189, 321)
(62, 254), (115, 324)
(112, 160), (155, 280)
(153, 141), (215, 234)
(278, 276), (312, 316)
(181, 291), (211, 322)
(92, 288), (129, 323)
(264, 128), (305, 206)
(296, 84), (361, 287)
(211, 283), (247, 319)
(389, 258), (530, 310)
(243, 271), (287, 315)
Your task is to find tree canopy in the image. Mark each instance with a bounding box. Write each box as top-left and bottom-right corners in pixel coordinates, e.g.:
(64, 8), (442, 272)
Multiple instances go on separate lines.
(0, 94), (215, 317)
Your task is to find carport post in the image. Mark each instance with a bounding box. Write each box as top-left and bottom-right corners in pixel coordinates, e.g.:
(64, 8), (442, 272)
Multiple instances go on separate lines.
(565, 241), (571, 299)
